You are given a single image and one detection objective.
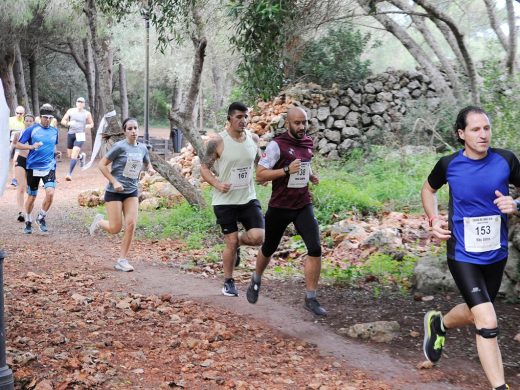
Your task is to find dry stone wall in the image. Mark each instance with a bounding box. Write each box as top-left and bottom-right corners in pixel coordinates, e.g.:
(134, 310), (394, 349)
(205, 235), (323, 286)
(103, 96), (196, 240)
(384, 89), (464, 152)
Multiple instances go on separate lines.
(251, 69), (442, 158)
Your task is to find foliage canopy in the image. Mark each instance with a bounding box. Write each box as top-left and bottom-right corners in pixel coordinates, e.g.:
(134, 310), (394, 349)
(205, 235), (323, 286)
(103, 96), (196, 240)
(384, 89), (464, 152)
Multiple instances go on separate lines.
(293, 25), (372, 87)
(228, 0), (296, 103)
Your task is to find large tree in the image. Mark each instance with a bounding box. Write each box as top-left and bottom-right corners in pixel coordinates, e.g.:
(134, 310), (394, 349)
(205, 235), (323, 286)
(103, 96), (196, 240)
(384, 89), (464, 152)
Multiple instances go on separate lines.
(97, 0), (207, 207)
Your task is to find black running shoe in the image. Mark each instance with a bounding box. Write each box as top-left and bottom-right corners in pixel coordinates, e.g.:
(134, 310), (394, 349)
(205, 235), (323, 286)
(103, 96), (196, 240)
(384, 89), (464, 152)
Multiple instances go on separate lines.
(304, 297), (327, 316)
(423, 310), (446, 363)
(246, 275), (261, 304)
(24, 221), (32, 234)
(17, 212), (25, 222)
(222, 278), (239, 297)
(235, 247), (241, 267)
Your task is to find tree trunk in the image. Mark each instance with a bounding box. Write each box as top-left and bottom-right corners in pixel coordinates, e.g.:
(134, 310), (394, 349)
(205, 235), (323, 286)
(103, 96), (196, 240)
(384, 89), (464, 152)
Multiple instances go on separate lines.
(168, 17), (207, 158)
(83, 36), (96, 121)
(0, 46), (18, 113)
(13, 42), (30, 108)
(412, 0), (480, 104)
(119, 62), (128, 120)
(84, 0), (122, 155)
(27, 51), (39, 115)
(149, 150), (206, 207)
(388, 0), (461, 100)
(505, 0), (516, 76)
(483, 0), (508, 51)
(358, 0), (452, 98)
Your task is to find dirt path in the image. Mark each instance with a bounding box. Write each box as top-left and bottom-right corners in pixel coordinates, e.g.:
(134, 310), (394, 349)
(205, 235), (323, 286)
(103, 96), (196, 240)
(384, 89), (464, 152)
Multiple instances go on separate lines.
(0, 157), (493, 389)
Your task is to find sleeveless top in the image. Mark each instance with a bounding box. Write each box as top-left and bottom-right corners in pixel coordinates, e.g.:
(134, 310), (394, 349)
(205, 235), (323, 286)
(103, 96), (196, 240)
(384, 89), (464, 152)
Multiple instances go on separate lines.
(68, 109), (88, 134)
(212, 129), (258, 206)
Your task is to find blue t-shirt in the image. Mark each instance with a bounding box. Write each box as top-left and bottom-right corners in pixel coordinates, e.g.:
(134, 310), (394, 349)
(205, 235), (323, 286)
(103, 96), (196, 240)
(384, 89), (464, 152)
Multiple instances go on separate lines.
(18, 124), (59, 171)
(428, 148), (520, 264)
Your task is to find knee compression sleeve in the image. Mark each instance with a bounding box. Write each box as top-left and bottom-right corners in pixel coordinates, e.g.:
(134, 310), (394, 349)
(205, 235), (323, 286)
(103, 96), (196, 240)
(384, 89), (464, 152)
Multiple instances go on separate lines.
(475, 327), (499, 338)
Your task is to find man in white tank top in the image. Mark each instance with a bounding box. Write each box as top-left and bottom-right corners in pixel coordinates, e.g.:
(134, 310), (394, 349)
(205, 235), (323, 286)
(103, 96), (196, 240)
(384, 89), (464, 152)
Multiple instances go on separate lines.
(61, 97), (94, 181)
(201, 102), (265, 297)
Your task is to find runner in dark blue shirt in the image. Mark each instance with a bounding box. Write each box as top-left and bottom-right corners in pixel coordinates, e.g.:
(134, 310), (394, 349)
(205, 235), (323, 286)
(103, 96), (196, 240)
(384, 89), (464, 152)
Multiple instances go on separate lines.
(16, 104), (61, 234)
(421, 106), (519, 390)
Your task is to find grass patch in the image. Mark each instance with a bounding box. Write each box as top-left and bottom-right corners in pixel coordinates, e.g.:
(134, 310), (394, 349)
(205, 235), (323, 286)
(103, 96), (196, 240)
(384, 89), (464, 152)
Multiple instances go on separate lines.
(138, 198), (218, 248)
(320, 252), (416, 290)
(312, 146), (449, 224)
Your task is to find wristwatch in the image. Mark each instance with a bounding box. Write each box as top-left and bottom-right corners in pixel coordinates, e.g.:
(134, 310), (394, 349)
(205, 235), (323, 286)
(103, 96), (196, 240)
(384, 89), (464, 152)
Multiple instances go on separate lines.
(283, 166), (290, 176)
(514, 199), (520, 213)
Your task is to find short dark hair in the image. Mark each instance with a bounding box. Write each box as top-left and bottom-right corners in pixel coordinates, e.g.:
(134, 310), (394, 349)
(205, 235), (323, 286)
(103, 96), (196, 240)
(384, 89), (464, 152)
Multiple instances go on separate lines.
(39, 103), (54, 116)
(24, 114), (35, 120)
(227, 101), (248, 119)
(454, 106), (489, 145)
(122, 117), (138, 130)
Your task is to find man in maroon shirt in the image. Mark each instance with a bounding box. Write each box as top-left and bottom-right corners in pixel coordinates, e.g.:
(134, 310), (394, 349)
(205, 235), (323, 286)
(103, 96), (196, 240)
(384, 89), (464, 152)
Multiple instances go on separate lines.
(246, 106), (326, 316)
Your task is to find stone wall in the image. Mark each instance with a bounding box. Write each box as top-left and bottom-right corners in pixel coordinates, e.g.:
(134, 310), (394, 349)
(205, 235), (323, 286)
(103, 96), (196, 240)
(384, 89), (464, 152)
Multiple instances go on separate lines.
(252, 69), (442, 159)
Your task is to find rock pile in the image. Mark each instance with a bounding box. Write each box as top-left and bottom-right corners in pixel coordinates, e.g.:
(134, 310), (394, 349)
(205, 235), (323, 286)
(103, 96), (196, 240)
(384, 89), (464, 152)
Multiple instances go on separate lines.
(250, 69), (441, 158)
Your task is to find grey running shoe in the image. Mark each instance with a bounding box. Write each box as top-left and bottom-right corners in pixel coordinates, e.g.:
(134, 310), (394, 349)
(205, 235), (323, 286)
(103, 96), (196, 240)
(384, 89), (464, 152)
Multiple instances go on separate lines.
(36, 215), (48, 233)
(423, 310), (446, 363)
(79, 152), (87, 167)
(235, 247), (241, 267)
(304, 297), (327, 316)
(24, 221), (32, 234)
(246, 275), (261, 304)
(89, 214), (104, 236)
(17, 212), (25, 222)
(222, 278), (239, 297)
(114, 258), (134, 272)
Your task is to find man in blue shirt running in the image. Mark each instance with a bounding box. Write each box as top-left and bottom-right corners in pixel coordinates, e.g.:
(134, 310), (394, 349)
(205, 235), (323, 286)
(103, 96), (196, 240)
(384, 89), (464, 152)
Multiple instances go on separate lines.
(16, 104), (61, 234)
(421, 106), (520, 390)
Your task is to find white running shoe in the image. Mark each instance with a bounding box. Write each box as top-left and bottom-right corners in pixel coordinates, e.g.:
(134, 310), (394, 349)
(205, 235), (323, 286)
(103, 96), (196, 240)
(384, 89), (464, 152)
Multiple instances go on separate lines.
(114, 258), (134, 272)
(89, 214), (104, 236)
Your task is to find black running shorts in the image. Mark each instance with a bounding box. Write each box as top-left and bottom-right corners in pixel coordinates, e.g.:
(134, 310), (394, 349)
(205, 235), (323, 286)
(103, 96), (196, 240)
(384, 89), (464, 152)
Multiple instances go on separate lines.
(26, 169), (56, 194)
(213, 199), (264, 235)
(104, 190), (138, 203)
(67, 133), (85, 149)
(15, 155), (27, 170)
(447, 258), (507, 308)
(261, 204), (321, 258)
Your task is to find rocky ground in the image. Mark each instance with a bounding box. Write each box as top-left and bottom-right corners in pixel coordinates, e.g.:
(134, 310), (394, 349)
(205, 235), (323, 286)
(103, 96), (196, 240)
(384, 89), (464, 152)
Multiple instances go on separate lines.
(1, 154), (519, 389)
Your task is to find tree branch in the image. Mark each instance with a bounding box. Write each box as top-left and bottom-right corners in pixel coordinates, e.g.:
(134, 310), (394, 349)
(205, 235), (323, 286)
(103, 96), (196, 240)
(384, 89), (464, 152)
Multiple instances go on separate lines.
(483, 0), (508, 51)
(67, 39), (87, 74)
(412, 0), (480, 103)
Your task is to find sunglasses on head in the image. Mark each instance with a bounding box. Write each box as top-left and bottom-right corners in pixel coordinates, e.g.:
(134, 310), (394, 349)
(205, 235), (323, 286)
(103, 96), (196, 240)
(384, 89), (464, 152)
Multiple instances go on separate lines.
(41, 115), (54, 119)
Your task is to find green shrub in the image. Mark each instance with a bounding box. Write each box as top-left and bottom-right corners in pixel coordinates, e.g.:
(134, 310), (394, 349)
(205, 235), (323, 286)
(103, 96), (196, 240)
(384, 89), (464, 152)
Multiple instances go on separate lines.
(480, 59), (520, 152)
(294, 25), (372, 86)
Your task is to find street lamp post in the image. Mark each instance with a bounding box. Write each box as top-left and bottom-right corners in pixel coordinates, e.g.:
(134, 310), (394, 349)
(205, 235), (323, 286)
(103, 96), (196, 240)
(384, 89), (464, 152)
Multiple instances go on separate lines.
(142, 0), (150, 145)
(0, 251), (13, 390)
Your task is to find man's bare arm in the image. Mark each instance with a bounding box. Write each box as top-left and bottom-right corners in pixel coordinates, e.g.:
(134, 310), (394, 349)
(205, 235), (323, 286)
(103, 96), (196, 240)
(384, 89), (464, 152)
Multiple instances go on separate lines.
(252, 133), (262, 165)
(200, 136), (230, 193)
(86, 112), (94, 130)
(61, 109), (71, 126)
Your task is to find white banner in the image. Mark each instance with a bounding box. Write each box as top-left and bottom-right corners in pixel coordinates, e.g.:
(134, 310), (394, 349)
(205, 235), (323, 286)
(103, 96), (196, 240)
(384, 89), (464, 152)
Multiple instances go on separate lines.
(82, 110), (116, 170)
(0, 79), (9, 196)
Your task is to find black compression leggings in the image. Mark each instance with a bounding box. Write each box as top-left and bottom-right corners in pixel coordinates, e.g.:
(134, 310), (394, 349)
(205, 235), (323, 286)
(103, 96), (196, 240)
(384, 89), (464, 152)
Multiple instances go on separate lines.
(261, 204), (322, 258)
(447, 258), (507, 308)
